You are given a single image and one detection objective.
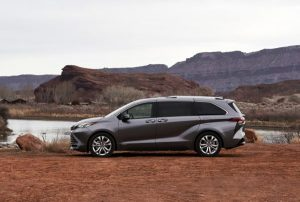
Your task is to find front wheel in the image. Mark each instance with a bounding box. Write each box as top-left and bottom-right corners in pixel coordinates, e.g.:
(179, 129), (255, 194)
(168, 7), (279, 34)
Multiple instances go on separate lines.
(89, 133), (115, 157)
(195, 132), (221, 157)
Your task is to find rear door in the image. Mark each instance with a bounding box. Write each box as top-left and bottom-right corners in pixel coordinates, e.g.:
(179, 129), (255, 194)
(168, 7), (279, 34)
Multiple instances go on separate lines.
(155, 101), (200, 150)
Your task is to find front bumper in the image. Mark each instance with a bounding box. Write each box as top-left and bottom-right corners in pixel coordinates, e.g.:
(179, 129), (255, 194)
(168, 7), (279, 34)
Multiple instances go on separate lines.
(69, 129), (93, 152)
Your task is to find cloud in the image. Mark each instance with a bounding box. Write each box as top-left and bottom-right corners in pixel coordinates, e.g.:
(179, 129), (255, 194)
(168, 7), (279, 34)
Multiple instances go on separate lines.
(0, 0), (299, 75)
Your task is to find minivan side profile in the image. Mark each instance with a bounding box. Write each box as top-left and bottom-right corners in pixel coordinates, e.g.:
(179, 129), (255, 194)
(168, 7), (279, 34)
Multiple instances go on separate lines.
(70, 96), (245, 157)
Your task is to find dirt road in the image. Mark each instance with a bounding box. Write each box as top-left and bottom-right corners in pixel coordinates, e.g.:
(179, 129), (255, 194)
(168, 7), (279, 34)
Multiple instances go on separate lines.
(0, 144), (300, 201)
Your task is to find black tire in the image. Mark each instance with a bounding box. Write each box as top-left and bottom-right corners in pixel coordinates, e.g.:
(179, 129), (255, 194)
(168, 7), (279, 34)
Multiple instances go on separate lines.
(195, 132), (222, 157)
(89, 133), (115, 157)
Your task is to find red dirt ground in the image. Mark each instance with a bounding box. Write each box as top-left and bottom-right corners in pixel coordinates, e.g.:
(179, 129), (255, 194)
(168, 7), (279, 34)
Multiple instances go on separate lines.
(0, 144), (300, 202)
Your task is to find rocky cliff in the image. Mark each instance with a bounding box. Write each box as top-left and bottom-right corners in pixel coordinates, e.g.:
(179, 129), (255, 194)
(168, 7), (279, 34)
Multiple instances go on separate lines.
(34, 65), (211, 103)
(169, 46), (300, 92)
(100, 45), (300, 92)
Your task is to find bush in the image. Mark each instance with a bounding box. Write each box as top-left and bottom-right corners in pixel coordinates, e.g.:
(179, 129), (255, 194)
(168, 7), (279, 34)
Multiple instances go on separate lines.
(100, 86), (145, 110)
(0, 85), (15, 99)
(0, 106), (9, 121)
(288, 94), (300, 104)
(0, 106), (10, 139)
(53, 81), (76, 104)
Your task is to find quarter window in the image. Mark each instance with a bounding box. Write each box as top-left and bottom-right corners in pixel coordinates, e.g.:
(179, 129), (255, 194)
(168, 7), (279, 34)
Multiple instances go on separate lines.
(194, 102), (226, 115)
(158, 102), (193, 117)
(126, 103), (153, 119)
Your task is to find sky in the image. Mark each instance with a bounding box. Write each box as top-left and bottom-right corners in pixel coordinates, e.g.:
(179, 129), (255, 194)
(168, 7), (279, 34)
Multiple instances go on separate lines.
(0, 0), (300, 76)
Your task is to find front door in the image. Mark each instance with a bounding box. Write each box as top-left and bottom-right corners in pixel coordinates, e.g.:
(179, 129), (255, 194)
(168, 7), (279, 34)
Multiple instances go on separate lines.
(118, 103), (157, 150)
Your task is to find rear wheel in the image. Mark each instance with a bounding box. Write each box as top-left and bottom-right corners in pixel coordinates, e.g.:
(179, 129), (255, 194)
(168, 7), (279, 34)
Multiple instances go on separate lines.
(89, 133), (115, 157)
(196, 132), (221, 157)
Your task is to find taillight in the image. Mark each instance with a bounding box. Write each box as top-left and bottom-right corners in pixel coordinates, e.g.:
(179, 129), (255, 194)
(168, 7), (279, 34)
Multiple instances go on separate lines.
(230, 117), (245, 125)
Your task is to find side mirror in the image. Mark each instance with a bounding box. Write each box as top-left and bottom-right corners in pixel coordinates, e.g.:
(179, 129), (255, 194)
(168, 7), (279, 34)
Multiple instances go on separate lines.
(121, 113), (130, 121)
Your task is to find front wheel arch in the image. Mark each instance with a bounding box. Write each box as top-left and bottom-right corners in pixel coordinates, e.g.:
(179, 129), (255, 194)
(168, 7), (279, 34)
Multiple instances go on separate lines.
(87, 131), (117, 153)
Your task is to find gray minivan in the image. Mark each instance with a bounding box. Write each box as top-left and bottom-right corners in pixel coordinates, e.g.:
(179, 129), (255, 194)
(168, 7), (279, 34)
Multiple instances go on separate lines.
(70, 96), (245, 157)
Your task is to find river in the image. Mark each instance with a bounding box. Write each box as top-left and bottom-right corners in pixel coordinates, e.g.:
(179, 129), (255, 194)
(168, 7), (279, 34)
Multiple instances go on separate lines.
(2, 119), (76, 143)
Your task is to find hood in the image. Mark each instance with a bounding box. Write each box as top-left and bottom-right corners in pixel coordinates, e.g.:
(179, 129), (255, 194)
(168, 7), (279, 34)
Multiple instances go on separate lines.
(76, 117), (105, 124)
(71, 116), (108, 130)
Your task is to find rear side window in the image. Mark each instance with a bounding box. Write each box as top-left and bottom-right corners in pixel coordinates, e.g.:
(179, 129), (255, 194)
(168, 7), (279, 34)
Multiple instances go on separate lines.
(158, 102), (193, 117)
(194, 102), (226, 115)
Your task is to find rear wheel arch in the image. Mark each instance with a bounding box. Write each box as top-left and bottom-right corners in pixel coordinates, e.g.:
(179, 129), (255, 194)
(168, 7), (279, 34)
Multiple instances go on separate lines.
(194, 130), (224, 150)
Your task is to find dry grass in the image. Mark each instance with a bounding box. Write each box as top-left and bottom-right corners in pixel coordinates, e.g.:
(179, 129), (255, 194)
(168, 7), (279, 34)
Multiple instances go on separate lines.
(6, 103), (108, 121)
(43, 138), (70, 153)
(238, 100), (300, 129)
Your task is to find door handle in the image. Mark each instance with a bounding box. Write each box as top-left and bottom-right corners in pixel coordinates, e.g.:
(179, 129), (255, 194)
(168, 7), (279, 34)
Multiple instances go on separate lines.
(157, 118), (168, 123)
(145, 119), (156, 123)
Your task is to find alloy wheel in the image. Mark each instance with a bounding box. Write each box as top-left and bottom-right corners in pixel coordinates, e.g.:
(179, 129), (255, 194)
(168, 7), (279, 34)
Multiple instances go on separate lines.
(199, 135), (219, 155)
(92, 136), (112, 156)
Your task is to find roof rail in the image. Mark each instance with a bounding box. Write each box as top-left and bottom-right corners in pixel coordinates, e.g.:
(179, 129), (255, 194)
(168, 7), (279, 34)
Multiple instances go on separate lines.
(166, 96), (224, 100)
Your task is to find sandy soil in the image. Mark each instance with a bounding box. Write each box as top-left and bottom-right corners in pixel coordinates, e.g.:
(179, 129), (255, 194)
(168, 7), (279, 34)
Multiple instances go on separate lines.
(0, 144), (300, 202)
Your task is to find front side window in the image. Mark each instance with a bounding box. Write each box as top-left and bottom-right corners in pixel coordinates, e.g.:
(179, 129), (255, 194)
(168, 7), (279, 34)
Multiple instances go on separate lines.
(195, 102), (226, 115)
(126, 103), (153, 119)
(158, 102), (193, 117)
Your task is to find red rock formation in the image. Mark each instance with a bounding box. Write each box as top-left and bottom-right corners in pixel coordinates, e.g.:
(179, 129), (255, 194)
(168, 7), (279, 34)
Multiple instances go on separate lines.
(16, 134), (45, 151)
(245, 129), (258, 143)
(34, 65), (212, 103)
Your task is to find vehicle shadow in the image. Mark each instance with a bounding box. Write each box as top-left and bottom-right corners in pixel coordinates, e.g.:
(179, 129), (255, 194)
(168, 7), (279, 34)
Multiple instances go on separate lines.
(68, 151), (243, 158)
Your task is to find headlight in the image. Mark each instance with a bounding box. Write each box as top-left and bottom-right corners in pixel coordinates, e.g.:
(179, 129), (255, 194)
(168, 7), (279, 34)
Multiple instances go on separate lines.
(77, 122), (96, 128)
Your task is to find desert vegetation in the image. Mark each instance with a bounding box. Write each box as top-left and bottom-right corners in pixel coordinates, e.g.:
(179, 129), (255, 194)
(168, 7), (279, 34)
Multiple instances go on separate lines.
(42, 136), (70, 153)
(0, 84), (34, 101)
(237, 95), (300, 129)
(0, 105), (11, 140)
(97, 85), (146, 110)
(2, 91), (300, 131)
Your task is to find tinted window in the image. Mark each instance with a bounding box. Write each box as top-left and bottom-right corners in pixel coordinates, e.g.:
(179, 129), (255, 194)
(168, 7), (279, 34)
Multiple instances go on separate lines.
(126, 103), (153, 119)
(195, 102), (226, 115)
(158, 102), (193, 117)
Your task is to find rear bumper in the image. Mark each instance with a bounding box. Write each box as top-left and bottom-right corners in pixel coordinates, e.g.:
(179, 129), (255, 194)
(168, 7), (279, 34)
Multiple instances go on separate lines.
(237, 138), (246, 146)
(224, 126), (246, 149)
(225, 138), (246, 149)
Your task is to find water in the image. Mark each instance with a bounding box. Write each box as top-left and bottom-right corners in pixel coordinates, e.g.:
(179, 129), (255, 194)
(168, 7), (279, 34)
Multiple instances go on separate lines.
(2, 119), (76, 144)
(255, 129), (300, 144)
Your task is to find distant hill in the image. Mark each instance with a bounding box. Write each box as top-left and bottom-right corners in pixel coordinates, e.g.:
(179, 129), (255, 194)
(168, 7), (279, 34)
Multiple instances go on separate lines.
(102, 64), (168, 74)
(3, 45), (300, 93)
(34, 65), (211, 103)
(0, 75), (56, 90)
(100, 45), (300, 92)
(169, 45), (300, 92)
(222, 80), (300, 103)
